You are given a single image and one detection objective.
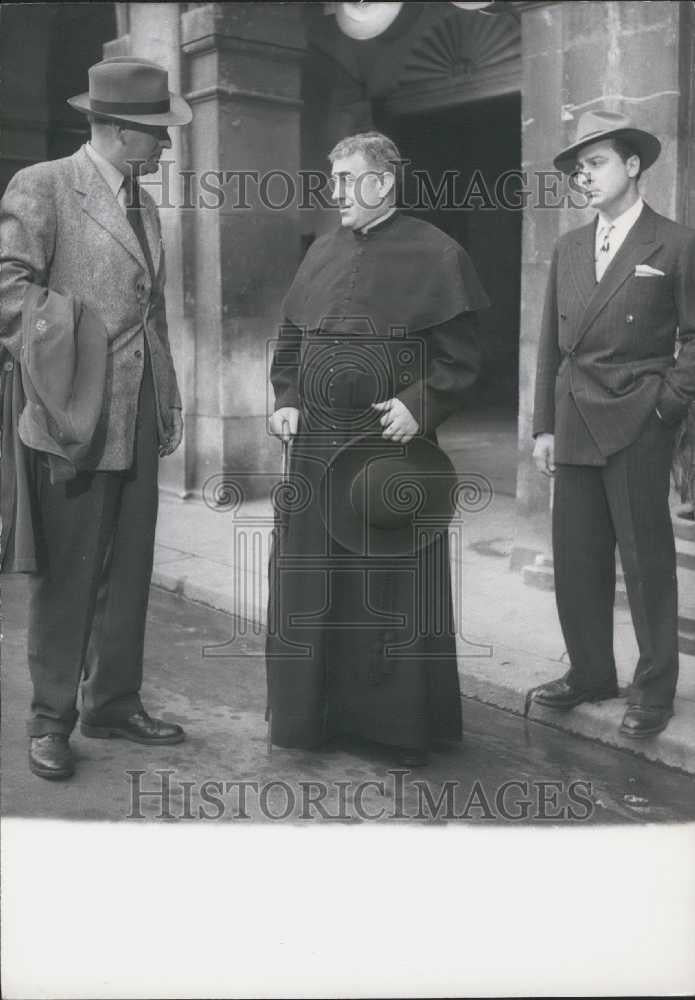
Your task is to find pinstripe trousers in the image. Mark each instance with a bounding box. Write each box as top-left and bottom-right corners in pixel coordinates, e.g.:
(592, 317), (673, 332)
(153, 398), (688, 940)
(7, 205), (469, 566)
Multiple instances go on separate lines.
(552, 410), (678, 708)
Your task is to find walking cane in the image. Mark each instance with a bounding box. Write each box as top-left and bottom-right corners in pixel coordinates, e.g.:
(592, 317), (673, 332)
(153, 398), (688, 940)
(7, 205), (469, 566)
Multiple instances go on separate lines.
(267, 418), (291, 756)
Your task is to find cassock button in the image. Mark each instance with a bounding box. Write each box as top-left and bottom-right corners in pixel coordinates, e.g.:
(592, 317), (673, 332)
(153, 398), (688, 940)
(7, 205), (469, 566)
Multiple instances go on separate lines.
(626, 314), (634, 324)
(135, 349), (143, 359)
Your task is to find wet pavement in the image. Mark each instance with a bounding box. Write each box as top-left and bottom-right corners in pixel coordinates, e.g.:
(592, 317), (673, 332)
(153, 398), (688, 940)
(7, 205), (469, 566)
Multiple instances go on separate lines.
(2, 575), (694, 825)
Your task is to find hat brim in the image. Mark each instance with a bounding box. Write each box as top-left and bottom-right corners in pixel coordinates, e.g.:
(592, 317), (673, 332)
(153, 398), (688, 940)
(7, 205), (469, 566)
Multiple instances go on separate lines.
(67, 91), (192, 126)
(321, 434), (457, 557)
(554, 127), (661, 175)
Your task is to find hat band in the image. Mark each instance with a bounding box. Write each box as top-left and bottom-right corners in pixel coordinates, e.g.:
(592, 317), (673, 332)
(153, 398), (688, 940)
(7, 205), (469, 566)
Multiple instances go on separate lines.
(577, 128), (604, 141)
(89, 96), (171, 115)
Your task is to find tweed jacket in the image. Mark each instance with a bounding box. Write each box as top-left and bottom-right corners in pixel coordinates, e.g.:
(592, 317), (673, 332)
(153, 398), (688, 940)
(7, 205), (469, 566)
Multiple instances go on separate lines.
(533, 204), (695, 464)
(0, 145), (181, 471)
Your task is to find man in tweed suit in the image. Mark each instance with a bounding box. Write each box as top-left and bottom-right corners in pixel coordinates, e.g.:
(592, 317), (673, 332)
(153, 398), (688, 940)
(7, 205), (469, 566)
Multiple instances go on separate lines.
(0, 58), (192, 779)
(532, 109), (695, 738)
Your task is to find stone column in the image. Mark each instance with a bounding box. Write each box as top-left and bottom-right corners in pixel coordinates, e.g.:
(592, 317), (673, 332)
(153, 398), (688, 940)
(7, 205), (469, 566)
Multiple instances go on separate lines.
(303, 88), (373, 242)
(181, 2), (306, 498)
(513, 0), (694, 573)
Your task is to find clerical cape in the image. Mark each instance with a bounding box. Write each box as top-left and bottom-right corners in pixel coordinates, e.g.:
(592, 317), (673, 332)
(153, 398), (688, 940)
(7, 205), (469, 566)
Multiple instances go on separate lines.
(266, 211), (489, 753)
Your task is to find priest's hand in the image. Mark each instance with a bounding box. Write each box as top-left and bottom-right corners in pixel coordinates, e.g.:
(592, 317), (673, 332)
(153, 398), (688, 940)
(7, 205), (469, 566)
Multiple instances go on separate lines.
(269, 406), (300, 440)
(533, 433), (556, 476)
(372, 398), (419, 443)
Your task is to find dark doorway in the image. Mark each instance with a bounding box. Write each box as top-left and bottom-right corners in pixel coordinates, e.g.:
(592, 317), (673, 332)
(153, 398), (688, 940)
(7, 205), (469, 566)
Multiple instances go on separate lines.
(375, 93), (522, 497)
(1, 3), (116, 195)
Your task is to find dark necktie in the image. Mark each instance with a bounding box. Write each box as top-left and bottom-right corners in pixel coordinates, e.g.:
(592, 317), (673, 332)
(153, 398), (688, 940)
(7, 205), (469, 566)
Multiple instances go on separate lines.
(123, 175), (154, 278)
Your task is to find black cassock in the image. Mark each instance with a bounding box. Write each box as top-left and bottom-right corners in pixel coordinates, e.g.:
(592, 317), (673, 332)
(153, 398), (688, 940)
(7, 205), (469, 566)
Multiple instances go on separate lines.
(266, 210), (489, 752)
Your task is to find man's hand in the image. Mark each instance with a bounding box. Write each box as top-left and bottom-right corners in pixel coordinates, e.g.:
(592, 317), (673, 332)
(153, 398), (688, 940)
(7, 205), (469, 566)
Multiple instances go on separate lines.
(533, 433), (556, 476)
(372, 398), (419, 443)
(160, 408), (183, 457)
(269, 406), (300, 440)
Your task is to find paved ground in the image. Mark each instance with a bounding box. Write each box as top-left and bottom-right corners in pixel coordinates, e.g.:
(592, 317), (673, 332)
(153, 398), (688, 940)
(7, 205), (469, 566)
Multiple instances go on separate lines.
(152, 479), (695, 772)
(3, 577), (694, 825)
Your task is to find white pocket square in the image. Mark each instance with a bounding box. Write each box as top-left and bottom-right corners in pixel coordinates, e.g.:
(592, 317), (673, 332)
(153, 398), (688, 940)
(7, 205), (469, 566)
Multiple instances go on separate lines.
(635, 264), (665, 277)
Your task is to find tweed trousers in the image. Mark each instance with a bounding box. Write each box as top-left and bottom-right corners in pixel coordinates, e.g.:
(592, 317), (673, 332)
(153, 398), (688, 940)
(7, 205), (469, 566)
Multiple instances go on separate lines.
(26, 349), (159, 736)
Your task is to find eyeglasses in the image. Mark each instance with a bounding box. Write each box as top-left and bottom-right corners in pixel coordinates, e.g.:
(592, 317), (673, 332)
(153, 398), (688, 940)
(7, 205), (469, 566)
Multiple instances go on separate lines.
(328, 171), (386, 194)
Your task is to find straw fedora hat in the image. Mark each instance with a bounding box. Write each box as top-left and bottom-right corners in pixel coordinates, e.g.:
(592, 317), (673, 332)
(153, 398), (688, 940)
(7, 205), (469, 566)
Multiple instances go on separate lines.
(554, 109), (661, 175)
(67, 57), (192, 127)
(320, 433), (458, 557)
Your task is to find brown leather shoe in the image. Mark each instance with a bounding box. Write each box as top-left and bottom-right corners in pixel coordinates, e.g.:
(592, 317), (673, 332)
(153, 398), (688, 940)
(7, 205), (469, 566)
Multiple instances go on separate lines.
(531, 676), (619, 710)
(29, 734), (75, 780)
(620, 705), (673, 739)
(81, 709), (185, 745)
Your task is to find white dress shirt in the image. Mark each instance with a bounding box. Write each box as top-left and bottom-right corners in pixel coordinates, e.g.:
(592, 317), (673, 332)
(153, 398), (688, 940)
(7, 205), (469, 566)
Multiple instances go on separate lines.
(594, 196), (644, 281)
(85, 142), (127, 213)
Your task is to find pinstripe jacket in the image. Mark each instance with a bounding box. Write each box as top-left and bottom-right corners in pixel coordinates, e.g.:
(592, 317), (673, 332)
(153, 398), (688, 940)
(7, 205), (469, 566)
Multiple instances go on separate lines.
(533, 204), (695, 464)
(0, 145), (181, 471)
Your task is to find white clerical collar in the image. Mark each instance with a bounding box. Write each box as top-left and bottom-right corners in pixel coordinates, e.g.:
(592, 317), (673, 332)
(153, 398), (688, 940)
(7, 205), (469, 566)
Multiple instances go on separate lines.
(85, 142), (125, 200)
(597, 196), (644, 236)
(359, 206), (397, 234)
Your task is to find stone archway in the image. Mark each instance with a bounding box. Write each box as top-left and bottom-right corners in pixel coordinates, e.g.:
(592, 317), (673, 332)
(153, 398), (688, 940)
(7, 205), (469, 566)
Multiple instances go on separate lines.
(383, 5), (521, 114)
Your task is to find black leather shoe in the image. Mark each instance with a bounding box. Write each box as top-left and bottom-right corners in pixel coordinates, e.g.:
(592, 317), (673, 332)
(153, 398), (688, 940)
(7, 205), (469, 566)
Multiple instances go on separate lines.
(81, 709), (185, 745)
(531, 676), (619, 710)
(396, 748), (429, 768)
(620, 705), (673, 739)
(29, 734), (75, 780)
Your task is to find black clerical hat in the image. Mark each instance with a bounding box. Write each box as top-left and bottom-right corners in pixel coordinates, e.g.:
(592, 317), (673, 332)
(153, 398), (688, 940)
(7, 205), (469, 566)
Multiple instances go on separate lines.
(320, 433), (457, 557)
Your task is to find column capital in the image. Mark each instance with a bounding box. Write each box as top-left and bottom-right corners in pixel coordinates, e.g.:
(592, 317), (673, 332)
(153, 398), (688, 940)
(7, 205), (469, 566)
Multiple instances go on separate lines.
(181, 2), (306, 57)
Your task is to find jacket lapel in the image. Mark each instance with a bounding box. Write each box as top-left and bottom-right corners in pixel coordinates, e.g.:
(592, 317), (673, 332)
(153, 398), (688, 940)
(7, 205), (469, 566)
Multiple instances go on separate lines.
(567, 219), (597, 308)
(572, 204), (662, 347)
(141, 195), (162, 279)
(72, 146), (149, 274)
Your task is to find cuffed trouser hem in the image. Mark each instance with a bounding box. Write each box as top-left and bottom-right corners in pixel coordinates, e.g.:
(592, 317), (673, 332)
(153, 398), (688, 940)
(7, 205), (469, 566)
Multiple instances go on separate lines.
(625, 688), (675, 711)
(27, 716), (77, 738)
(80, 693), (145, 727)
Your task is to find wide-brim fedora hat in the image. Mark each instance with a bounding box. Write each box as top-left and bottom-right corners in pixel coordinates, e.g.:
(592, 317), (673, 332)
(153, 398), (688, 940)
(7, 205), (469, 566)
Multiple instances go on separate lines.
(554, 109), (661, 175)
(320, 433), (458, 557)
(67, 57), (192, 126)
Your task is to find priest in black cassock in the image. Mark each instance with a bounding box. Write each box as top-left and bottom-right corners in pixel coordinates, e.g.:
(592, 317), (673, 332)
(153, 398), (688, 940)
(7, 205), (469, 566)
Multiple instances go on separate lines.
(266, 131), (489, 767)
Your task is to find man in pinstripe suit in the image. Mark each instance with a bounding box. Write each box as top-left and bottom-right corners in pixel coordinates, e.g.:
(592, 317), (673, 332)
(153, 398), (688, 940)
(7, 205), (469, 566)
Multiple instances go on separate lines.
(531, 109), (695, 738)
